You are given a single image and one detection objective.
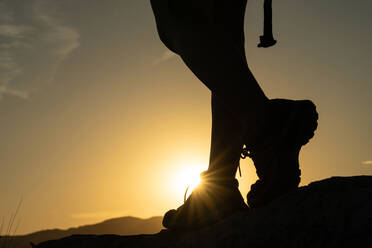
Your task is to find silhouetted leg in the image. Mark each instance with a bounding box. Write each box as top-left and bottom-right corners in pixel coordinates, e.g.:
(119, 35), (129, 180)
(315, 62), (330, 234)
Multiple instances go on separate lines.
(151, 1), (319, 217)
(161, 2), (318, 209)
(151, 0), (269, 131)
(208, 94), (243, 178)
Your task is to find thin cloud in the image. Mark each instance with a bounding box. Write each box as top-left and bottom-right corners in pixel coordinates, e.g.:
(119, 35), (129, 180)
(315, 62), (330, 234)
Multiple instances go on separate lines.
(0, 24), (30, 38)
(0, 85), (28, 99)
(153, 50), (176, 65)
(0, 0), (80, 100)
(362, 160), (372, 165)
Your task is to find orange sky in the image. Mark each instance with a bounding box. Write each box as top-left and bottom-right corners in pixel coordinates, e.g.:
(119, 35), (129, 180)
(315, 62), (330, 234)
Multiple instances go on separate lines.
(0, 0), (371, 234)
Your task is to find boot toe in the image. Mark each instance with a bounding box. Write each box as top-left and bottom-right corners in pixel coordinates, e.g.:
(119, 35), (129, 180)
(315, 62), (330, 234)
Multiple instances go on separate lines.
(162, 209), (177, 228)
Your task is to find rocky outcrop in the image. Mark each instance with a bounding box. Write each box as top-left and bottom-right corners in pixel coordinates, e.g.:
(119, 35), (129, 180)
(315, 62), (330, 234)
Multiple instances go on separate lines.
(34, 176), (372, 248)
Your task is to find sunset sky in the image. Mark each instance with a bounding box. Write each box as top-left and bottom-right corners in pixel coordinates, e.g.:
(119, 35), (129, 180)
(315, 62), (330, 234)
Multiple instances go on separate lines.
(1, 0), (371, 234)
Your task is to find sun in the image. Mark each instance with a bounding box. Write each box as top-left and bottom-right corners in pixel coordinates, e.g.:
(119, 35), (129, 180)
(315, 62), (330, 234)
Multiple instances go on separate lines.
(181, 169), (201, 190)
(172, 162), (205, 199)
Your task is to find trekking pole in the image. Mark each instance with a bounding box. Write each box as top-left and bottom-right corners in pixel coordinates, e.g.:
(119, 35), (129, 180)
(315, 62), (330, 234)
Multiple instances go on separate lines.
(258, 0), (277, 48)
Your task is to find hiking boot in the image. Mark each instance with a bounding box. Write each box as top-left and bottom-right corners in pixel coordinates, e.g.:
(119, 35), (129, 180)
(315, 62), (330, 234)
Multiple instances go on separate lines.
(242, 99), (318, 208)
(247, 144), (302, 208)
(162, 170), (248, 230)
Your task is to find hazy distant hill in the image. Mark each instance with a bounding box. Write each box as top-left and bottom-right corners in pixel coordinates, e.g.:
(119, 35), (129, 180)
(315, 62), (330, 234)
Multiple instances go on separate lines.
(1, 216), (163, 248)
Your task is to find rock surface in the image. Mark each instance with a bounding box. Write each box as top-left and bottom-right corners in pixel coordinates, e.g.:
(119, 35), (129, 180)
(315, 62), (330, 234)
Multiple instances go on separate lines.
(34, 176), (372, 248)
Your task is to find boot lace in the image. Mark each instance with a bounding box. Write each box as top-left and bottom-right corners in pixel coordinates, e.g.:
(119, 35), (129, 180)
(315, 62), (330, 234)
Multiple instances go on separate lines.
(241, 146), (253, 160)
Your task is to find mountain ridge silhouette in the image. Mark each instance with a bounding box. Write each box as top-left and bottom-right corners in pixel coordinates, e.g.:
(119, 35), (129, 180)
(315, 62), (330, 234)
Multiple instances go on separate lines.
(1, 216), (162, 248)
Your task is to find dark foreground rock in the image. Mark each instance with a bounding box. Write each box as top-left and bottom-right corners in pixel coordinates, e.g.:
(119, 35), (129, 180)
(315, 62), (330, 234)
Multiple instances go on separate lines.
(34, 176), (372, 248)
